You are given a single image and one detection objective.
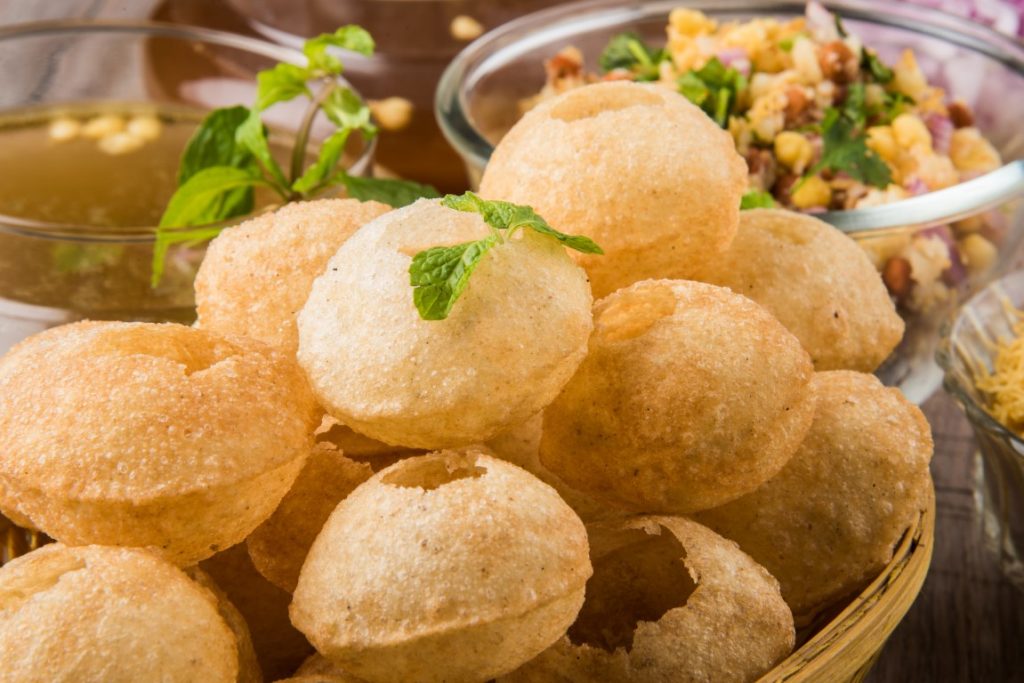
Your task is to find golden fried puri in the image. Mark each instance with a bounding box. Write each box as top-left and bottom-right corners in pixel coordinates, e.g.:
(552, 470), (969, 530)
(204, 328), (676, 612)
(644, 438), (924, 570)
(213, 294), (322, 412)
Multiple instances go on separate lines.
(0, 544), (239, 682)
(315, 415), (423, 471)
(480, 81), (746, 298)
(695, 371), (933, 621)
(186, 566), (263, 683)
(691, 209), (904, 371)
(195, 199), (390, 354)
(200, 544), (315, 680)
(247, 443), (373, 592)
(281, 654), (365, 682)
(486, 414), (623, 523)
(500, 516), (795, 683)
(297, 199), (593, 449)
(541, 280), (816, 514)
(0, 322), (317, 565)
(290, 450), (593, 683)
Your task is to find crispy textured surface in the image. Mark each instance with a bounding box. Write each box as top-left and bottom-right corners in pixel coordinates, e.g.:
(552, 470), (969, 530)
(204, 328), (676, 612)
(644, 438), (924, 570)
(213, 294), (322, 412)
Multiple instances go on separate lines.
(486, 414), (625, 523)
(186, 566), (263, 683)
(0, 544), (238, 683)
(0, 321), (317, 564)
(201, 544), (314, 680)
(247, 444), (373, 592)
(691, 209), (904, 371)
(480, 81), (746, 298)
(500, 516), (794, 683)
(291, 450), (592, 683)
(695, 371), (934, 620)
(195, 199), (390, 355)
(541, 280), (815, 513)
(297, 199), (593, 449)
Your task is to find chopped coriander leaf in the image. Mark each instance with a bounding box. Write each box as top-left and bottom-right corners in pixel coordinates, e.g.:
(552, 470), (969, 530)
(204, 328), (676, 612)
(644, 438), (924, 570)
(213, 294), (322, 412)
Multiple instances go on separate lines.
(871, 91), (914, 124)
(599, 32), (667, 81)
(740, 190), (776, 210)
(810, 107), (892, 189)
(861, 48), (894, 83)
(833, 10), (849, 38)
(408, 193), (602, 321)
(676, 58), (746, 128)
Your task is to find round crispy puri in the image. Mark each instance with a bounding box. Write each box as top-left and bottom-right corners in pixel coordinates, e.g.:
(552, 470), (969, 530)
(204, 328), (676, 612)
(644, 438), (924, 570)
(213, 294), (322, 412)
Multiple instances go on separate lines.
(486, 414), (624, 523)
(315, 416), (423, 470)
(0, 321), (317, 565)
(500, 516), (794, 683)
(540, 280), (816, 514)
(297, 199), (593, 449)
(290, 450), (593, 683)
(691, 209), (904, 371)
(195, 199), (390, 355)
(287, 654), (365, 682)
(201, 544), (314, 680)
(247, 443), (373, 592)
(695, 371), (934, 621)
(480, 81), (746, 298)
(0, 544), (239, 682)
(186, 566), (263, 683)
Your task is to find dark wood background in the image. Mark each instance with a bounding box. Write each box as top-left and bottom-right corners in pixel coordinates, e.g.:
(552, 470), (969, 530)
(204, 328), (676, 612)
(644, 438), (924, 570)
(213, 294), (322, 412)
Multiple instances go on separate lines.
(4, 1), (1023, 680)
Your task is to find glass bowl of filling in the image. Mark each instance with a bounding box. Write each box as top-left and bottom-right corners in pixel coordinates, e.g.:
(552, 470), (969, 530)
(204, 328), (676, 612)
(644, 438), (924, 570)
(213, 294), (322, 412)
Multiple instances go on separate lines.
(436, 0), (1024, 403)
(0, 20), (374, 355)
(938, 269), (1024, 591)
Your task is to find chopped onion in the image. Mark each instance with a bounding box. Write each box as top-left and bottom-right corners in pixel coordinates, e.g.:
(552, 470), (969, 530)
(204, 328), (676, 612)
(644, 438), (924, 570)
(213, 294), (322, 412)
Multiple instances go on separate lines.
(806, 1), (840, 41)
(924, 113), (954, 154)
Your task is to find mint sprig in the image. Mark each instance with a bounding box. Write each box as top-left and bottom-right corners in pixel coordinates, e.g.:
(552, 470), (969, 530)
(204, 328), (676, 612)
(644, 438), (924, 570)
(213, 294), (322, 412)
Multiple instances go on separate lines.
(151, 25), (439, 285)
(408, 193), (602, 321)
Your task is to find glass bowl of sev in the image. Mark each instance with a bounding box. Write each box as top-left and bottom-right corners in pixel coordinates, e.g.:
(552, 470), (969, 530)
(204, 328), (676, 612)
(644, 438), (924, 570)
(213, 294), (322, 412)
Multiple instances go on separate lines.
(938, 269), (1024, 590)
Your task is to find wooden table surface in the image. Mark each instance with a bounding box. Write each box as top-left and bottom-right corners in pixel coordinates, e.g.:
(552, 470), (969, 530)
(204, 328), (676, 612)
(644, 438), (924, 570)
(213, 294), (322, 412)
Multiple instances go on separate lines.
(4, 1), (1023, 681)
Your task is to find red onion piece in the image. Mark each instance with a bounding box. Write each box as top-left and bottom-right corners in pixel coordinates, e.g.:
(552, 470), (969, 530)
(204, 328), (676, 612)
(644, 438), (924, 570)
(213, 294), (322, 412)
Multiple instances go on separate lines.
(920, 224), (967, 286)
(924, 113), (954, 154)
(806, 1), (840, 41)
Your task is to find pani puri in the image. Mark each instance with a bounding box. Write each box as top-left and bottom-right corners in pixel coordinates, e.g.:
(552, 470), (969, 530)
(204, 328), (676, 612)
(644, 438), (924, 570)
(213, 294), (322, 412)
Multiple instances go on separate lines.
(500, 516), (794, 683)
(696, 371), (933, 621)
(540, 280), (816, 514)
(315, 415), (423, 470)
(290, 450), (592, 683)
(195, 199), (390, 355)
(691, 209), (904, 372)
(479, 81), (746, 298)
(201, 544), (315, 680)
(247, 442), (373, 592)
(297, 199), (593, 449)
(486, 414), (623, 523)
(0, 544), (239, 682)
(283, 654), (365, 682)
(186, 566), (263, 683)
(0, 321), (317, 565)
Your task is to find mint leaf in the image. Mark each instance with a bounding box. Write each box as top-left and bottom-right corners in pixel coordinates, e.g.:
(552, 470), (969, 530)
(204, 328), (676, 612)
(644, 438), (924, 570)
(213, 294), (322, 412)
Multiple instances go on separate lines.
(599, 32), (666, 81)
(440, 192), (603, 255)
(159, 166), (268, 229)
(292, 128), (352, 194)
(338, 174), (440, 207)
(677, 58), (746, 127)
(304, 26), (375, 75)
(236, 109), (288, 188)
(177, 106), (257, 220)
(323, 87), (376, 136)
(409, 236), (499, 320)
(740, 190), (776, 209)
(151, 226), (224, 288)
(257, 63), (311, 110)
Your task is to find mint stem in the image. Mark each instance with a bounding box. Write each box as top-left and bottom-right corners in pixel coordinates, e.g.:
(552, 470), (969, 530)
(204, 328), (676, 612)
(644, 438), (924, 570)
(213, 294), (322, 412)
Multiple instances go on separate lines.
(290, 80), (337, 187)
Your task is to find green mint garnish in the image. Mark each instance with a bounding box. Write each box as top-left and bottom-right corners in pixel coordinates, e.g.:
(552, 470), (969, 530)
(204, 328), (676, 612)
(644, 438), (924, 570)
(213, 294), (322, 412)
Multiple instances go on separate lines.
(740, 190), (776, 210)
(408, 193), (602, 321)
(151, 25), (438, 286)
(677, 58), (747, 128)
(599, 32), (668, 81)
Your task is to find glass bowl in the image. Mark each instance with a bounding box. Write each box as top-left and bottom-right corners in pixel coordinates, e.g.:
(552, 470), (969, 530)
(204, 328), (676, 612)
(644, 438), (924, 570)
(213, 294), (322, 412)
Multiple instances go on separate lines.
(0, 20), (374, 355)
(435, 0), (1024, 403)
(938, 270), (1024, 591)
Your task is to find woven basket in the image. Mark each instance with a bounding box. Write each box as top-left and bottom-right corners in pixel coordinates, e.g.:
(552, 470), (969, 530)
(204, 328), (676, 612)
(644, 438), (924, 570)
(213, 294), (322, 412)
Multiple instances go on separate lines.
(0, 481), (934, 681)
